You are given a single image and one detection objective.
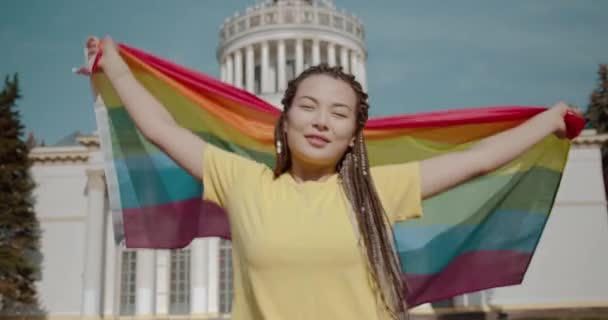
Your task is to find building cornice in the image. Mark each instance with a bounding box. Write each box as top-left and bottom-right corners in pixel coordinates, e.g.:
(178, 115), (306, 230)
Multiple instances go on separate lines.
(572, 129), (608, 146)
(29, 145), (89, 164)
(29, 135), (100, 165)
(76, 134), (100, 149)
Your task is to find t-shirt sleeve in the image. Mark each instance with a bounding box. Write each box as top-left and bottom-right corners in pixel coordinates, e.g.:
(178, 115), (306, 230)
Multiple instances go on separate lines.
(371, 161), (424, 224)
(202, 143), (264, 208)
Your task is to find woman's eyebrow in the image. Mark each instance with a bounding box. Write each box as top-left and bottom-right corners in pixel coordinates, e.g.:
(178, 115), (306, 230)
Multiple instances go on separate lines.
(298, 95), (352, 110)
(331, 103), (352, 110)
(298, 95), (318, 103)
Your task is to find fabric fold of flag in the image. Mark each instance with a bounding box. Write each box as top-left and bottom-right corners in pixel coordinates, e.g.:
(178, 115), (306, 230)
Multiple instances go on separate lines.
(89, 43), (585, 307)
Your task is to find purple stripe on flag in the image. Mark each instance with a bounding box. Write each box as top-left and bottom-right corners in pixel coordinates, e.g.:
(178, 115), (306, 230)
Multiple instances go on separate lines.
(405, 250), (531, 307)
(123, 198), (231, 249)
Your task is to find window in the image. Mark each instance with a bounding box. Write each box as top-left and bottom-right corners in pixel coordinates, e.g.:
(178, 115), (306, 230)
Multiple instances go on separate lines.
(333, 16), (344, 29)
(286, 59), (296, 82)
(250, 15), (261, 28)
(119, 251), (137, 316)
(238, 20), (246, 32)
(318, 13), (330, 26)
(254, 65), (262, 94)
(283, 9), (295, 23)
(218, 239), (233, 313)
(169, 249), (191, 314)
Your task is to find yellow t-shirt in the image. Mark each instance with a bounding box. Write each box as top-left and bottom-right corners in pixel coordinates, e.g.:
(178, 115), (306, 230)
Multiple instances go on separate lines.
(202, 144), (423, 320)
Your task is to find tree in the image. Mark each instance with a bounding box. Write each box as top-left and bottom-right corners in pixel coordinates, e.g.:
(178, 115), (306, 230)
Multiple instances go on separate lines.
(585, 64), (608, 198)
(586, 64), (608, 132)
(0, 74), (42, 314)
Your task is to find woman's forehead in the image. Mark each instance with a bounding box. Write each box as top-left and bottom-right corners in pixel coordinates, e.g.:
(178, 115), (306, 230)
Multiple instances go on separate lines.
(295, 75), (357, 106)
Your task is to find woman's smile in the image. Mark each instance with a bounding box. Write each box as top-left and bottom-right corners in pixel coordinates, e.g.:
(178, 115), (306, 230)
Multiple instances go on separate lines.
(305, 134), (330, 148)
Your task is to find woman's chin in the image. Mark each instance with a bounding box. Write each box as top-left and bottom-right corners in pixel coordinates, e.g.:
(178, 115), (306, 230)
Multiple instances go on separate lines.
(295, 151), (341, 168)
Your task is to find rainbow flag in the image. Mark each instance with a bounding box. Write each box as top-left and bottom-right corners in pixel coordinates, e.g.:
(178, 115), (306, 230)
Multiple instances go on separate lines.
(90, 43), (585, 307)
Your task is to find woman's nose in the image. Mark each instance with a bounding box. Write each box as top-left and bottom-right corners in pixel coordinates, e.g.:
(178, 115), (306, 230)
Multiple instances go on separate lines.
(312, 110), (329, 130)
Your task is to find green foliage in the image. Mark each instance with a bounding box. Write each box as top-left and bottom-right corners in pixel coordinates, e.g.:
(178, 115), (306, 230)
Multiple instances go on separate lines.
(0, 74), (42, 314)
(584, 64), (608, 199)
(585, 64), (608, 133)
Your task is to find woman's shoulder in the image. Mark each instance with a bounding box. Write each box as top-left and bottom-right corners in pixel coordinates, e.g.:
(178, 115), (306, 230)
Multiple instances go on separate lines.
(204, 143), (274, 180)
(370, 161), (420, 182)
(202, 143), (274, 203)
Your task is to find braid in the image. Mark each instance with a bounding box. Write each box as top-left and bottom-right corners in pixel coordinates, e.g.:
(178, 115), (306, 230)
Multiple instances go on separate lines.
(274, 64), (409, 319)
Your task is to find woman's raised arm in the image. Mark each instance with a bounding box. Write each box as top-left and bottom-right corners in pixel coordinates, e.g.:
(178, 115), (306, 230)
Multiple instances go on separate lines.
(419, 103), (579, 200)
(86, 36), (206, 181)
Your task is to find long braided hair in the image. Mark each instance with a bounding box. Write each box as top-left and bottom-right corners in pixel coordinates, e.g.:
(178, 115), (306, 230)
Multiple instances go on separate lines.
(273, 64), (409, 319)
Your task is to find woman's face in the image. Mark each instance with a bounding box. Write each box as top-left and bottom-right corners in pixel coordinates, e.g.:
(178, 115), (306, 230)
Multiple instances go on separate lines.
(284, 74), (358, 170)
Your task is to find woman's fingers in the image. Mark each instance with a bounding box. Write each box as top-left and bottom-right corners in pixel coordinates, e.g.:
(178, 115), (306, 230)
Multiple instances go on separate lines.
(99, 35), (122, 60)
(86, 36), (99, 47)
(101, 36), (117, 52)
(73, 36), (100, 75)
(84, 37), (100, 63)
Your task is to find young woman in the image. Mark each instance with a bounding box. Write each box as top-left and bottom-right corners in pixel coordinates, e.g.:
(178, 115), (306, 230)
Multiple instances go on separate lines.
(85, 36), (580, 320)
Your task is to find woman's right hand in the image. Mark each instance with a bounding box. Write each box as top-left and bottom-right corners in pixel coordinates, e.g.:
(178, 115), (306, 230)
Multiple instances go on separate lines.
(85, 36), (121, 73)
(83, 35), (207, 182)
(85, 37), (102, 71)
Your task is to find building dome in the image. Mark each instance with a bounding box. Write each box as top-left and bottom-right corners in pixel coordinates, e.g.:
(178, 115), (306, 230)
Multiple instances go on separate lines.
(217, 0), (367, 108)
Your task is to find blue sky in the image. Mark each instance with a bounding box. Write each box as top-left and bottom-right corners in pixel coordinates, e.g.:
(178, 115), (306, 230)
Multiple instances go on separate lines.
(1, 0), (607, 144)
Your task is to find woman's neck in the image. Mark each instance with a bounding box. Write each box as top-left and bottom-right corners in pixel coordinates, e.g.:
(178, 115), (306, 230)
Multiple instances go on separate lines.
(289, 161), (336, 183)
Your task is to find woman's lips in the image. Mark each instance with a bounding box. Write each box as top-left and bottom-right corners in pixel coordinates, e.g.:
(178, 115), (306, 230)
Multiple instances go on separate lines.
(305, 135), (330, 147)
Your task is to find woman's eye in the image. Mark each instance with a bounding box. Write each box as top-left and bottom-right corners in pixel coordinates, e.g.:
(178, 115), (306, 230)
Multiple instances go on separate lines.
(334, 113), (348, 118)
(301, 105), (314, 110)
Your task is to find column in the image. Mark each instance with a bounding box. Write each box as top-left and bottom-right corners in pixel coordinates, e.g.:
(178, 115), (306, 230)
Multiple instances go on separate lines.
(226, 53), (234, 85)
(191, 239), (209, 314)
(103, 209), (116, 316)
(359, 56), (367, 90)
(136, 250), (156, 316)
(277, 39), (286, 91)
(155, 250), (170, 315)
(261, 41), (269, 93)
(350, 50), (358, 77)
(312, 38), (320, 66)
(80, 169), (106, 318)
(220, 62), (227, 82)
(295, 38), (304, 76)
(357, 53), (362, 78)
(207, 238), (220, 313)
(327, 42), (336, 66)
(234, 49), (243, 89)
(246, 45), (255, 93)
(340, 46), (349, 73)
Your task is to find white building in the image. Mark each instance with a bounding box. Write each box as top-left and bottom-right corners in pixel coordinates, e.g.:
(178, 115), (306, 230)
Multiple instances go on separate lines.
(217, 0), (367, 107)
(30, 134), (234, 318)
(26, 0), (608, 319)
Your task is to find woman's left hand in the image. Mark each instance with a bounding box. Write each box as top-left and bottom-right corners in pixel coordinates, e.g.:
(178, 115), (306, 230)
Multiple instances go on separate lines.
(547, 102), (583, 139)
